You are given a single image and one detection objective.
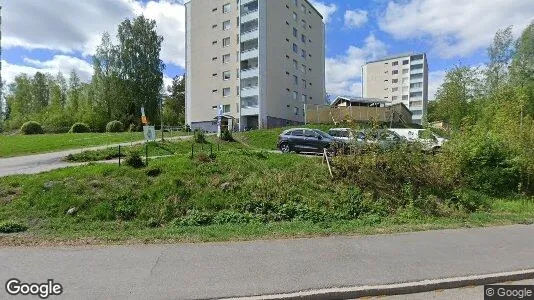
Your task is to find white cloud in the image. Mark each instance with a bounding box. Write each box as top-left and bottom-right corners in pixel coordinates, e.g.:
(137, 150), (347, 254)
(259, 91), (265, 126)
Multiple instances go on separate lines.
(326, 34), (388, 96)
(344, 10), (369, 29)
(3, 0), (186, 67)
(3, 56), (93, 84)
(309, 1), (337, 23)
(379, 0), (534, 58)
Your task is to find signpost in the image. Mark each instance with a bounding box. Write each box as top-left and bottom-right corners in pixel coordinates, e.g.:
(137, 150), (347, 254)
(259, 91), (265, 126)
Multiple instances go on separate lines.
(217, 104), (223, 138)
(143, 126), (156, 142)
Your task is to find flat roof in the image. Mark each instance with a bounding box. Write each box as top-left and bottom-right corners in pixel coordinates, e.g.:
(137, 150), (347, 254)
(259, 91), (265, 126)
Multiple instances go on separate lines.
(333, 96), (390, 105)
(365, 52), (425, 65)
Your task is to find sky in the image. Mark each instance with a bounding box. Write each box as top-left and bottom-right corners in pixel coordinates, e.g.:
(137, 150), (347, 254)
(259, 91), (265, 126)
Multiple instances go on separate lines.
(2, 0), (534, 100)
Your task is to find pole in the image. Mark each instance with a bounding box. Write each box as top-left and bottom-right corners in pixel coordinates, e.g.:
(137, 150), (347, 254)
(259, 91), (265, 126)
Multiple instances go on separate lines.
(118, 145), (121, 166)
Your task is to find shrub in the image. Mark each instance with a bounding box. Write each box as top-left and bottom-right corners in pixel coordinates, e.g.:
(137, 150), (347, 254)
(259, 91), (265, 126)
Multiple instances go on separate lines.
(173, 210), (213, 226)
(69, 122), (91, 133)
(220, 128), (234, 142)
(194, 129), (207, 143)
(20, 121), (44, 135)
(113, 195), (137, 221)
(106, 120), (124, 133)
(128, 123), (142, 132)
(0, 220), (28, 233)
(126, 152), (145, 168)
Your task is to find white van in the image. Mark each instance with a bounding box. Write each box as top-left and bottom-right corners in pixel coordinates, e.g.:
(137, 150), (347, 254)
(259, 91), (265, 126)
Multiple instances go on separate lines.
(389, 128), (445, 151)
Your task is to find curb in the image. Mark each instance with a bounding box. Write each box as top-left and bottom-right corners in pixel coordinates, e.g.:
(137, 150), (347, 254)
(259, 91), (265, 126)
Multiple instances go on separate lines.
(230, 269), (534, 300)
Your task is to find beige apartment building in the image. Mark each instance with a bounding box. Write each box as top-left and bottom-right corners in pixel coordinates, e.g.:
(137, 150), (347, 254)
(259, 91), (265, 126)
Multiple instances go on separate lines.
(362, 53), (428, 124)
(185, 0), (326, 131)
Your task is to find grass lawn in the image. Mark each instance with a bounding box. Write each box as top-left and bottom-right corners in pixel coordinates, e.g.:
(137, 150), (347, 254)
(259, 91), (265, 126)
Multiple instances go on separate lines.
(0, 131), (190, 158)
(1, 143), (533, 246)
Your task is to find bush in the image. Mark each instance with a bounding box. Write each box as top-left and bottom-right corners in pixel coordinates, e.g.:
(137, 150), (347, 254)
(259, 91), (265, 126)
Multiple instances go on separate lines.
(173, 210), (213, 226)
(0, 220), (28, 233)
(20, 121), (44, 135)
(69, 122), (91, 133)
(128, 123), (142, 132)
(194, 129), (207, 143)
(125, 152), (145, 168)
(220, 128), (234, 142)
(106, 120), (124, 133)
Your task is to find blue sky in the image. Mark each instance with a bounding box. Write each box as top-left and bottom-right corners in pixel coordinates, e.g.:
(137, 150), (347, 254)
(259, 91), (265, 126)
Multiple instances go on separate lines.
(2, 0), (534, 99)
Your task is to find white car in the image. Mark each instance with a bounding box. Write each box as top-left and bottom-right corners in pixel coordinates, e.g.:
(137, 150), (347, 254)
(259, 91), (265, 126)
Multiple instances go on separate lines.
(327, 128), (365, 144)
(389, 128), (445, 152)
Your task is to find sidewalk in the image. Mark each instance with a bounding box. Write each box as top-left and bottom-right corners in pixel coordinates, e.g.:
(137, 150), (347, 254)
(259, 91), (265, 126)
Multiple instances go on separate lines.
(1, 224), (533, 299)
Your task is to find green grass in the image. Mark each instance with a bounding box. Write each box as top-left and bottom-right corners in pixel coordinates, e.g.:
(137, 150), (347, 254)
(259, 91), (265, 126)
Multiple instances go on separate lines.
(234, 124), (332, 150)
(0, 146), (533, 246)
(0, 131), (190, 157)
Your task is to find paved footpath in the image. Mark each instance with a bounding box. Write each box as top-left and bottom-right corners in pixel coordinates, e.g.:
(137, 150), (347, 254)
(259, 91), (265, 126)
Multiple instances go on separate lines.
(0, 135), (192, 177)
(1, 225), (533, 299)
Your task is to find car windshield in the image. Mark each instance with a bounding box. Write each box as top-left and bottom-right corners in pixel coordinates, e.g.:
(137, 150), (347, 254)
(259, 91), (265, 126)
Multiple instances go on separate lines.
(313, 130), (334, 139)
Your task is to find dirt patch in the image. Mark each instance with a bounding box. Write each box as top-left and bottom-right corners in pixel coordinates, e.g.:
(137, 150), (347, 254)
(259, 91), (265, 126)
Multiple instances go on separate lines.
(0, 187), (22, 205)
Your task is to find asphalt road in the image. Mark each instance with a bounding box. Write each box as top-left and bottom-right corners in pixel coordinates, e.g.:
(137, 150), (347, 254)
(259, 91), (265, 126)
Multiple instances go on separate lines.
(0, 136), (192, 177)
(379, 279), (534, 300)
(1, 225), (533, 299)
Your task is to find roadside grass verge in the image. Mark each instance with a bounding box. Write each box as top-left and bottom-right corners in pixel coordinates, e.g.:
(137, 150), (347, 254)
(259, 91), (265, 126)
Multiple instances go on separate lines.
(0, 131), (190, 158)
(0, 149), (533, 246)
(65, 136), (245, 162)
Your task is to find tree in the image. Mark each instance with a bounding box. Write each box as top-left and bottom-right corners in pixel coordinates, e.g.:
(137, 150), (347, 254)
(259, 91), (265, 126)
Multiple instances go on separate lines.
(428, 66), (483, 130)
(163, 75), (185, 126)
(511, 22), (534, 116)
(31, 72), (49, 113)
(116, 16), (165, 126)
(486, 26), (515, 94)
(67, 70), (81, 114)
(5, 75), (33, 128)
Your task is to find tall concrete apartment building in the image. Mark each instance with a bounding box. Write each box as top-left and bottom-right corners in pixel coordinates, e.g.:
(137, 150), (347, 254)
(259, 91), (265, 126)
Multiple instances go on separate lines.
(185, 0), (326, 131)
(362, 53), (429, 124)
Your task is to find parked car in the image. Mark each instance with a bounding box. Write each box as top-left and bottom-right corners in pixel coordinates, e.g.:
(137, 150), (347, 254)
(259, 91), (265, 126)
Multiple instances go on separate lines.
(278, 128), (336, 154)
(389, 128), (444, 152)
(328, 128), (366, 144)
(367, 129), (404, 150)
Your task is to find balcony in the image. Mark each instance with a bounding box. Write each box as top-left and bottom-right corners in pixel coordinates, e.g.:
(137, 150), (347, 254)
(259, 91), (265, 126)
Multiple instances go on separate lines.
(410, 59), (424, 65)
(241, 48), (258, 60)
(241, 29), (259, 43)
(241, 67), (259, 79)
(241, 1), (258, 23)
(241, 105), (259, 116)
(241, 86), (259, 98)
(410, 86), (423, 93)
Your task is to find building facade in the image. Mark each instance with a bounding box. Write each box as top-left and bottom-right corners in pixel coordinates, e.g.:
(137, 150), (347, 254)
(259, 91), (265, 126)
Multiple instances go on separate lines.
(185, 0), (326, 131)
(361, 53), (428, 124)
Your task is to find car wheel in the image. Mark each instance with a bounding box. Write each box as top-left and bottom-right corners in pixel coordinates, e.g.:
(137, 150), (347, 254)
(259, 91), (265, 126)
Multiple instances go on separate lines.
(280, 143), (291, 153)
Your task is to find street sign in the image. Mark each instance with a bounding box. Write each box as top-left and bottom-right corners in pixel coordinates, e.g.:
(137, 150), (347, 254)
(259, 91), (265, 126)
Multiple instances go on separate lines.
(143, 126), (156, 141)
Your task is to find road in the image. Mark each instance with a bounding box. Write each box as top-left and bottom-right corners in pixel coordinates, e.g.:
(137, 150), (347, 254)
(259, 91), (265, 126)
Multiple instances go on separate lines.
(1, 225), (533, 299)
(379, 279), (534, 300)
(0, 135), (192, 177)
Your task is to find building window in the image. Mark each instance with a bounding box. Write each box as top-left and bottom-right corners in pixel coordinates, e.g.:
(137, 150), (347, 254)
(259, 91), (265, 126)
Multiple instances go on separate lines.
(392, 87), (399, 92)
(293, 43), (298, 53)
(223, 3), (231, 13)
(392, 61), (399, 66)
(293, 59), (298, 69)
(222, 104), (231, 113)
(223, 37), (230, 47)
(223, 20), (231, 30)
(301, 19), (306, 28)
(293, 28), (298, 37)
(223, 88), (231, 97)
(392, 96), (398, 100)
(301, 34), (306, 43)
(223, 71), (231, 80)
(301, 49), (306, 59)
(302, 79), (306, 88)
(292, 91), (298, 100)
(402, 95), (408, 100)
(293, 75), (298, 85)
(392, 79), (398, 83)
(301, 94), (307, 103)
(392, 70), (399, 75)
(222, 54), (230, 63)
(403, 60), (409, 65)
(294, 107), (299, 115)
(293, 12), (297, 21)
(402, 69), (409, 74)
(301, 64), (306, 74)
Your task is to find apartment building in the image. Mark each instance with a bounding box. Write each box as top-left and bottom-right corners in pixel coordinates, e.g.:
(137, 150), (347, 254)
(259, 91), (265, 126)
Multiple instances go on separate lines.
(185, 0), (326, 131)
(361, 53), (428, 124)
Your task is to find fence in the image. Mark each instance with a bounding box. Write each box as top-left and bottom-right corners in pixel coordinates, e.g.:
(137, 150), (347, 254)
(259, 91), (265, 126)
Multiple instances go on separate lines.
(306, 103), (412, 125)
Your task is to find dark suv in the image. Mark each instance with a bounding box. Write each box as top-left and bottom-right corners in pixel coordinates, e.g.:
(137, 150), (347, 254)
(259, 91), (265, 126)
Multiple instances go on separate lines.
(277, 128), (335, 154)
